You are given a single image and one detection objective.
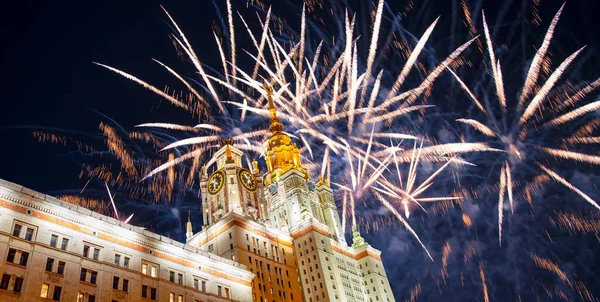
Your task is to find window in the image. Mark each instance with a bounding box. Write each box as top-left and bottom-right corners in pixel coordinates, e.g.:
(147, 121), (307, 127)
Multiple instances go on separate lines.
(61, 238), (69, 250)
(194, 278), (199, 290)
(53, 286), (62, 301)
(218, 285), (222, 296)
(151, 265), (157, 277)
(169, 293), (175, 302)
(25, 228), (34, 241)
(80, 268), (87, 282)
(12, 224), (22, 237)
(229, 232), (232, 239)
(46, 258), (54, 272)
(50, 235), (58, 247)
(113, 276), (119, 290)
(78, 293), (84, 302)
(12, 277), (22, 293)
(142, 285), (148, 298)
(208, 244), (214, 252)
(123, 279), (129, 292)
(124, 257), (130, 269)
(89, 295), (96, 302)
(40, 283), (50, 298)
(201, 280), (207, 292)
(151, 287), (157, 300)
(178, 295), (184, 302)
(83, 245), (90, 257)
(19, 251), (29, 266)
(93, 248), (100, 260)
(6, 248), (16, 263)
(57, 261), (65, 275)
(142, 263), (148, 275)
(90, 271), (98, 284)
(169, 271), (175, 282)
(224, 287), (230, 298)
(0, 274), (9, 290)
(178, 273), (183, 285)
(114, 254), (121, 266)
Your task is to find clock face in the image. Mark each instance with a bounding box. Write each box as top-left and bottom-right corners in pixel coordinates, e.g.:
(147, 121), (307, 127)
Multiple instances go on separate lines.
(207, 171), (225, 194)
(238, 169), (257, 191)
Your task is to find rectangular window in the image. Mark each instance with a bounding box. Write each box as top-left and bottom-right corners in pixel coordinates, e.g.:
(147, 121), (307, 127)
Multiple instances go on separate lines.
(83, 245), (90, 257)
(0, 274), (10, 290)
(169, 293), (175, 302)
(89, 295), (96, 302)
(13, 277), (23, 293)
(53, 286), (62, 301)
(40, 283), (50, 298)
(57, 261), (66, 275)
(6, 248), (16, 263)
(218, 285), (222, 296)
(151, 266), (157, 278)
(142, 263), (148, 275)
(90, 271), (98, 284)
(19, 251), (29, 266)
(78, 293), (84, 302)
(114, 254), (121, 266)
(178, 295), (183, 302)
(142, 285), (148, 298)
(177, 273), (183, 285)
(169, 271), (175, 282)
(80, 268), (87, 282)
(25, 228), (34, 241)
(201, 280), (206, 292)
(93, 248), (100, 260)
(208, 244), (214, 252)
(150, 287), (157, 300)
(61, 238), (69, 250)
(194, 278), (199, 290)
(113, 276), (119, 290)
(124, 257), (130, 269)
(46, 258), (54, 272)
(224, 287), (230, 298)
(122, 279), (129, 292)
(12, 224), (22, 237)
(50, 235), (58, 247)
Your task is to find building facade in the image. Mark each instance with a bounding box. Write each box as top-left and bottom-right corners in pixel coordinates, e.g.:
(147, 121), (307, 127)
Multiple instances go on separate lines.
(0, 178), (253, 302)
(0, 85), (395, 302)
(188, 85), (395, 302)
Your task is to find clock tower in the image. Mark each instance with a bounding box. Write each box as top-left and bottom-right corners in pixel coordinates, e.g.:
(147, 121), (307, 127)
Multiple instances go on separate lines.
(200, 138), (265, 226)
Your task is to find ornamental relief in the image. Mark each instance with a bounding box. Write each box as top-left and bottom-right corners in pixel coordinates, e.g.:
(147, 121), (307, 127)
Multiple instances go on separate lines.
(46, 273), (61, 284)
(114, 290), (128, 299)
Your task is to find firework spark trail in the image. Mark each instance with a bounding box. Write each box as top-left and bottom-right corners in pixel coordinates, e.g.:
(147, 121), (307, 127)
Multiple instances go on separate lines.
(93, 63), (190, 111)
(536, 164), (600, 210)
(519, 3), (565, 106)
(482, 12), (506, 111)
(498, 165), (506, 245)
(480, 263), (490, 302)
(373, 191), (433, 261)
(519, 46), (585, 127)
(226, 0), (236, 85)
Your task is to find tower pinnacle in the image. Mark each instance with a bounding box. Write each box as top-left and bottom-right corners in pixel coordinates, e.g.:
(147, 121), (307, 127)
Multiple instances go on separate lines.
(264, 82), (284, 133)
(186, 210), (193, 240)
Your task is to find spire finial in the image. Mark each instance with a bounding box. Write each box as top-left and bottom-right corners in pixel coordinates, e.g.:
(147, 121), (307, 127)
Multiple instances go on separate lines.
(263, 81), (284, 133)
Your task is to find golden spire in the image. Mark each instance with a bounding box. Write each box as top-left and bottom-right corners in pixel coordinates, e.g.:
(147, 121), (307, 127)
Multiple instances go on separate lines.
(264, 82), (284, 133)
(262, 82), (310, 186)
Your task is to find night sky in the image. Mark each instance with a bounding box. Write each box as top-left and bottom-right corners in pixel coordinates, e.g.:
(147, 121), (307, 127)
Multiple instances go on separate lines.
(2, 1), (600, 300)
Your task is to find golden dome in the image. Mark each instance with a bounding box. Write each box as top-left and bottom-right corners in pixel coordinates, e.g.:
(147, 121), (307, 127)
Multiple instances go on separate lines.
(263, 83), (309, 186)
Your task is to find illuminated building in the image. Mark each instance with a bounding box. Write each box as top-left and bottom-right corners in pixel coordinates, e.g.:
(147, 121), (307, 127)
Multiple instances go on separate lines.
(188, 84), (395, 302)
(0, 85), (395, 302)
(0, 179), (253, 301)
